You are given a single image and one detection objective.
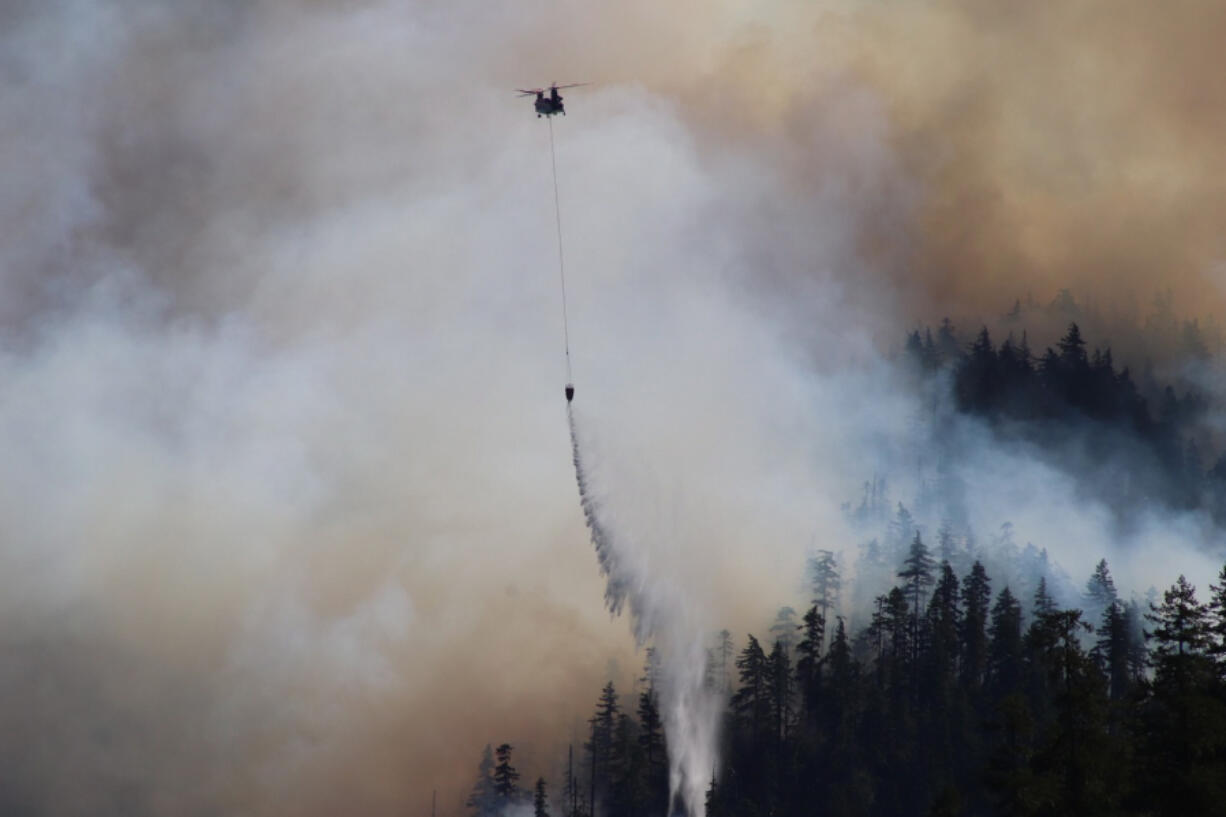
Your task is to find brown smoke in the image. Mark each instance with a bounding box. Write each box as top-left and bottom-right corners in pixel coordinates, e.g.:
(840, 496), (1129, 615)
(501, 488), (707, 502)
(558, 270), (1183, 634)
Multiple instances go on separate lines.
(687, 1), (1226, 323)
(2, 2), (1223, 815)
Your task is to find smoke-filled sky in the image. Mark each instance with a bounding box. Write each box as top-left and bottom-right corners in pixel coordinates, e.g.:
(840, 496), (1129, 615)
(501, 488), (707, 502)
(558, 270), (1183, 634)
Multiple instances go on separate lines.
(4, 1), (1226, 815)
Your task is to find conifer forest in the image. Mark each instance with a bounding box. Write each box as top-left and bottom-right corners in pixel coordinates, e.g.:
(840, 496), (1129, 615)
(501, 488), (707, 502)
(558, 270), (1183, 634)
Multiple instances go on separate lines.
(470, 319), (1226, 817)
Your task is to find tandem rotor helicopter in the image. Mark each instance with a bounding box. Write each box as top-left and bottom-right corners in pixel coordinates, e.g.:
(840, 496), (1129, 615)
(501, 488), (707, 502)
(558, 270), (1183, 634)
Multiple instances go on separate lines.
(516, 82), (588, 118)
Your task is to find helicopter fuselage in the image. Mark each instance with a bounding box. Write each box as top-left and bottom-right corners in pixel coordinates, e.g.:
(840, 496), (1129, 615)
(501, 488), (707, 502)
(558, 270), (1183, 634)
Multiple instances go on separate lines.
(534, 92), (565, 117)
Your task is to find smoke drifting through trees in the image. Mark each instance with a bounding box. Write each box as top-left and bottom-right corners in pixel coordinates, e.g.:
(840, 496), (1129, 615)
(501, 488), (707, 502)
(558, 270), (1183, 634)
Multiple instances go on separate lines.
(526, 551), (1226, 817)
(498, 320), (1226, 815)
(5, 1), (1226, 815)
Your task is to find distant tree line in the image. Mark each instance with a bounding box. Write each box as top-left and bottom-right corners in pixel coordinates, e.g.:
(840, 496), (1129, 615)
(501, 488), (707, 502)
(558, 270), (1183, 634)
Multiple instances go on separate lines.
(905, 320), (1226, 519)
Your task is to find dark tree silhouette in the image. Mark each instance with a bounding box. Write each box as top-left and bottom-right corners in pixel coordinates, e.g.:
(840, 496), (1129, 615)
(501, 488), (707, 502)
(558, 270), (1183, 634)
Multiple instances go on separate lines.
(636, 686), (667, 813)
(987, 586), (1024, 697)
(494, 743), (522, 801)
(1206, 564), (1226, 676)
(899, 531), (936, 667)
(534, 777), (550, 817)
(1138, 576), (1226, 815)
(795, 605), (825, 717)
(1085, 558), (1118, 614)
(502, 551), (1226, 817)
(961, 561), (992, 691)
(732, 635), (770, 740)
(586, 682), (619, 815)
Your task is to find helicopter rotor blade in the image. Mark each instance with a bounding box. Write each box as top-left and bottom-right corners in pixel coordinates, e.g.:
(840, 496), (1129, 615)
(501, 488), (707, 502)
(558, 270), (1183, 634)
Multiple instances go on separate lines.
(515, 88), (545, 95)
(550, 82), (589, 90)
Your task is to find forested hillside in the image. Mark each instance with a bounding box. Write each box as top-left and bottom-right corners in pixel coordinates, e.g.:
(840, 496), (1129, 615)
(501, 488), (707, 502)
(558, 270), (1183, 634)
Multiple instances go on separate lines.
(470, 552), (1226, 817)
(909, 319), (1226, 520)
(470, 322), (1226, 817)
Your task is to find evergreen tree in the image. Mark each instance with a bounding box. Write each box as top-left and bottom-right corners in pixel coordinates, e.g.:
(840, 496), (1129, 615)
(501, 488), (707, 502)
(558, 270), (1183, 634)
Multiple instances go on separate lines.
(1029, 609), (1113, 815)
(637, 687), (667, 813)
(1037, 346), (1062, 398)
(768, 639), (795, 744)
(1084, 558), (1118, 616)
(728, 635), (774, 811)
(899, 531), (937, 611)
(1123, 599), (1149, 688)
(926, 562), (962, 685)
(534, 777), (550, 817)
(494, 743), (522, 801)
(1137, 576), (1226, 815)
(795, 604), (825, 715)
(936, 317), (961, 365)
(987, 586), (1024, 696)
(732, 635), (770, 740)
(605, 711), (639, 817)
(586, 682), (620, 814)
(961, 561), (992, 690)
(636, 688), (664, 772)
(867, 587), (912, 688)
(1206, 564), (1226, 676)
(808, 549), (842, 626)
(821, 618), (858, 737)
(1032, 576), (1056, 618)
(1094, 601), (1132, 702)
(1147, 575), (1209, 671)
(899, 532), (936, 665)
(924, 562), (965, 789)
(466, 744), (499, 817)
(956, 326), (998, 412)
(1058, 322), (1088, 369)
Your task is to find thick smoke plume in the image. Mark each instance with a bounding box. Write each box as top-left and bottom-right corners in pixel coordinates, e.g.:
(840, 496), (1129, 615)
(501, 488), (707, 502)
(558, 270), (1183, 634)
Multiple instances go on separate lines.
(4, 1), (1226, 815)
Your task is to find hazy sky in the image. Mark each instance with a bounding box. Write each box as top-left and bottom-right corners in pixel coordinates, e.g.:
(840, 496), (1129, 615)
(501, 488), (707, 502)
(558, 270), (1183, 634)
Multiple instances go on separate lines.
(3, 1), (1225, 815)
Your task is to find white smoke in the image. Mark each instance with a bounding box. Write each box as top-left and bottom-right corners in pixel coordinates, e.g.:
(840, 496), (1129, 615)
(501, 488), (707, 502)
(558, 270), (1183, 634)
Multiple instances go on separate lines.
(3, 3), (1226, 816)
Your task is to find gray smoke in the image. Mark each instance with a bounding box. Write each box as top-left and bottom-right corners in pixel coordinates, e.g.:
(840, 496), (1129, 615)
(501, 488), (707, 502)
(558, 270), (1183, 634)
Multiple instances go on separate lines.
(3, 2), (1226, 816)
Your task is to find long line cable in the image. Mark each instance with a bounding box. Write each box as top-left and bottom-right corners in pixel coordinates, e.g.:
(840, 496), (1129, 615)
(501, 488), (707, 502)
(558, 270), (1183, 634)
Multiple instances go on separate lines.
(548, 116), (572, 384)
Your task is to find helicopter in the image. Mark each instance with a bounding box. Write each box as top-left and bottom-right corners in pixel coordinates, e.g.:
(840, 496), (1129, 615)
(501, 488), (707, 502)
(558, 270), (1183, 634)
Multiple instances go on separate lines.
(516, 82), (587, 117)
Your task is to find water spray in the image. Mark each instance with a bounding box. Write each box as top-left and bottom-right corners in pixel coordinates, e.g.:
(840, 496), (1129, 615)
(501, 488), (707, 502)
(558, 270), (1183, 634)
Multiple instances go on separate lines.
(567, 403), (721, 817)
